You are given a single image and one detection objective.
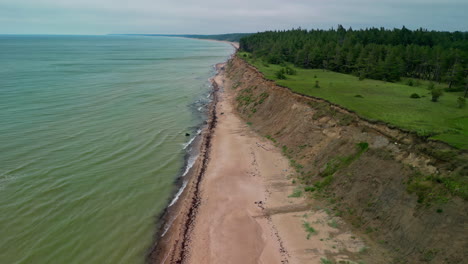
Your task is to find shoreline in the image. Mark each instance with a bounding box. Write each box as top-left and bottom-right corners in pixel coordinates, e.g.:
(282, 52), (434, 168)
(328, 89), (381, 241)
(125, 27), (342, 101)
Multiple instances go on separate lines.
(147, 61), (226, 264)
(146, 39), (237, 263)
(148, 50), (379, 264)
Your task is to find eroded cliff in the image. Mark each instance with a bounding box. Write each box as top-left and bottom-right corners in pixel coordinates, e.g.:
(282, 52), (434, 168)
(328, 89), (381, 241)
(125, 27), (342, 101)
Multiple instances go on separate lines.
(226, 56), (467, 264)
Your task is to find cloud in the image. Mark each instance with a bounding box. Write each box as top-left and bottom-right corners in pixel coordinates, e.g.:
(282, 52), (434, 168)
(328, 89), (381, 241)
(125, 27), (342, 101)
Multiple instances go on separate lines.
(0, 0), (466, 34)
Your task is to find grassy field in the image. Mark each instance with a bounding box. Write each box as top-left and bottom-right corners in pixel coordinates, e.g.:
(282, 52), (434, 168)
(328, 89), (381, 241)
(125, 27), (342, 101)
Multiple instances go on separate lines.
(238, 52), (468, 149)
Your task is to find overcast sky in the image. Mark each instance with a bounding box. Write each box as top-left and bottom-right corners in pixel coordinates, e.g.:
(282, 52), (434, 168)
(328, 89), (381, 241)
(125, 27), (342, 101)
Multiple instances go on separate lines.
(0, 0), (466, 35)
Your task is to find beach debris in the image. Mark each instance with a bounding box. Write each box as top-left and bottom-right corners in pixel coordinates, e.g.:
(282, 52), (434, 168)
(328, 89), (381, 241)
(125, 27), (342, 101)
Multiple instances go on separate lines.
(254, 200), (265, 210)
(256, 142), (270, 151)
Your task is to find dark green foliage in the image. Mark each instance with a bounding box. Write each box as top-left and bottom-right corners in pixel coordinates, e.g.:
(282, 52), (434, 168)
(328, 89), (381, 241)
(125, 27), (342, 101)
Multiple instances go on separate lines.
(457, 97), (466, 108)
(410, 93), (421, 98)
(357, 142), (369, 151)
(240, 26), (468, 87)
(275, 68), (287, 79)
(314, 175), (334, 190)
(302, 221), (317, 239)
(236, 88), (253, 106)
(265, 135), (277, 143)
(315, 80), (320, 88)
(256, 92), (269, 105)
(427, 82), (435, 90)
(285, 66), (297, 75)
(275, 67), (297, 79)
(320, 258), (334, 264)
(354, 94), (363, 98)
(431, 88), (443, 102)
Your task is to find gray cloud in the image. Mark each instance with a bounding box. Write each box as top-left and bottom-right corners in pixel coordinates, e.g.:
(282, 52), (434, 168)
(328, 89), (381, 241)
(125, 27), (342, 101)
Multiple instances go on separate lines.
(0, 0), (466, 34)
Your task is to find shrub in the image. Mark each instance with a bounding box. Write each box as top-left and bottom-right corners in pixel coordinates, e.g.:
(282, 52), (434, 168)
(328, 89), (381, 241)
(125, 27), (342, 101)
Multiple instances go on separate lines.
(288, 189), (302, 198)
(285, 66), (297, 75)
(315, 80), (320, 88)
(275, 69), (286, 79)
(410, 93), (421, 99)
(265, 135), (276, 143)
(358, 71), (365, 80)
(457, 97), (466, 108)
(303, 221), (317, 239)
(355, 94), (364, 98)
(427, 82), (435, 90)
(320, 258), (333, 264)
(431, 88), (443, 102)
(407, 79), (414, 86)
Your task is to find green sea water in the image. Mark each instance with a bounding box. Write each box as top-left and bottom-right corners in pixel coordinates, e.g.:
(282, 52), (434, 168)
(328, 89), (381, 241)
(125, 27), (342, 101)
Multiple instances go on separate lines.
(0, 35), (233, 263)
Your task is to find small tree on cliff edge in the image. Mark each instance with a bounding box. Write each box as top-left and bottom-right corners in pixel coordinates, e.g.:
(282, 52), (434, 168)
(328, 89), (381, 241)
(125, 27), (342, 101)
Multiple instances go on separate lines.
(431, 88), (443, 102)
(275, 68), (286, 79)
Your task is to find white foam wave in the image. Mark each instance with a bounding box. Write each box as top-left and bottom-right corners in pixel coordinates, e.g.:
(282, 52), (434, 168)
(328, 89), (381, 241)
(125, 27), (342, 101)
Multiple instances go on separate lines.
(168, 180), (188, 208)
(182, 136), (196, 150)
(161, 217), (175, 237)
(182, 155), (198, 177)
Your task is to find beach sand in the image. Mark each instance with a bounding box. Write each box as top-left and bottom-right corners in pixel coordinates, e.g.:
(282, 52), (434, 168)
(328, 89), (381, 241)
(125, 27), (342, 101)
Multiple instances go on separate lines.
(150, 50), (368, 264)
(180, 63), (367, 264)
(184, 66), (286, 263)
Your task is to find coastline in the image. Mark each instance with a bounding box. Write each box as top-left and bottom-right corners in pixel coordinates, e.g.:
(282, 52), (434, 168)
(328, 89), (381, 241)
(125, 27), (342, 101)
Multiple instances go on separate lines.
(148, 47), (379, 263)
(147, 61), (225, 263)
(146, 40), (238, 263)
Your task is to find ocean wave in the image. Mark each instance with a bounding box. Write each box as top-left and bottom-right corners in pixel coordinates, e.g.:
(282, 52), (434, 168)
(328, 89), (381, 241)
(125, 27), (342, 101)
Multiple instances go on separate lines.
(182, 154), (198, 177)
(168, 180), (188, 208)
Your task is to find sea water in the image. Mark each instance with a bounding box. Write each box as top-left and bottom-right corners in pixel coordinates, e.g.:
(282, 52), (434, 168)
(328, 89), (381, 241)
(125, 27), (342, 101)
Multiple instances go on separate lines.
(0, 35), (233, 264)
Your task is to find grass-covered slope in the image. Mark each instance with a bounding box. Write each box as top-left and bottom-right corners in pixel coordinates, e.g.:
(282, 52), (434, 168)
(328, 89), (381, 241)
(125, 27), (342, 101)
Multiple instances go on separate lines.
(238, 52), (468, 149)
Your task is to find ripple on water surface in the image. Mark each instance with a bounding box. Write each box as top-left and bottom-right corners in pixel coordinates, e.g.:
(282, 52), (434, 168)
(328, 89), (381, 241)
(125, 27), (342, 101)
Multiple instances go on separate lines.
(0, 35), (234, 264)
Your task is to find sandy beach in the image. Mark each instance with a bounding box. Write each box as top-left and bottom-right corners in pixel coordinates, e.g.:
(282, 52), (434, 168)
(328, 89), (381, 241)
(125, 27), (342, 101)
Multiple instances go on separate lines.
(149, 43), (373, 263)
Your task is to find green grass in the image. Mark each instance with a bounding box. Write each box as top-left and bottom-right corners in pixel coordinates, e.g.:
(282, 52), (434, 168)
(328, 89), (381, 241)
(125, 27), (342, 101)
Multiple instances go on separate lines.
(265, 135), (277, 143)
(314, 143), (369, 190)
(288, 188), (303, 198)
(320, 258), (334, 264)
(302, 221), (317, 239)
(238, 52), (468, 149)
(406, 171), (468, 203)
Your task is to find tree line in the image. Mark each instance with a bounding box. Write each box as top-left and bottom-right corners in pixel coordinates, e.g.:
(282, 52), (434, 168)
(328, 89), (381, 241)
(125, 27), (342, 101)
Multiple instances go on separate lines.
(239, 26), (468, 91)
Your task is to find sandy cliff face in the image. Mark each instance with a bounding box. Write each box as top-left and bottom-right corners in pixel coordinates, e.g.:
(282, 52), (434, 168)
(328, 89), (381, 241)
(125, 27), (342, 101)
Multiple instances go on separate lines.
(226, 56), (467, 264)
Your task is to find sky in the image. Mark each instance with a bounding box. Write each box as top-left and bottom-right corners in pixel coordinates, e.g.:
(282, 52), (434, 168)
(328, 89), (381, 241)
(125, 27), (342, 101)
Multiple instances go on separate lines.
(0, 0), (467, 35)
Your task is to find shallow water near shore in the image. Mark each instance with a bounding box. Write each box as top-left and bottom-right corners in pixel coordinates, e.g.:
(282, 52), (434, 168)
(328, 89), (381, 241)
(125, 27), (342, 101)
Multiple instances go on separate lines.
(0, 35), (233, 264)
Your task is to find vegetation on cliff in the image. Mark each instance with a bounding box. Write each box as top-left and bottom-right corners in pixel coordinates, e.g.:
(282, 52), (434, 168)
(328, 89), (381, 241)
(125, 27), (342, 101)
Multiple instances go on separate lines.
(226, 56), (467, 263)
(238, 51), (468, 149)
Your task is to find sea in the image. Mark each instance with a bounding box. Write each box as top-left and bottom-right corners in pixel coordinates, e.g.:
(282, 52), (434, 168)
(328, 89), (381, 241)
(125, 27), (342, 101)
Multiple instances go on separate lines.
(0, 35), (234, 264)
